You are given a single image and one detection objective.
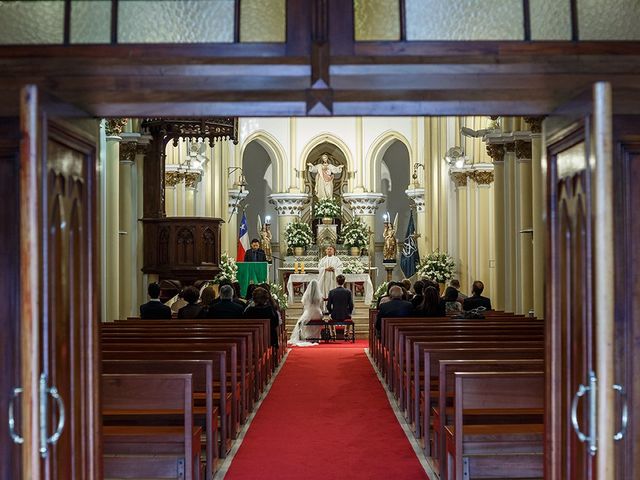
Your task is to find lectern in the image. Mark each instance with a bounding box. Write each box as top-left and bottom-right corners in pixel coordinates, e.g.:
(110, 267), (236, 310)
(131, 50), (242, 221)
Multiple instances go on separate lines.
(237, 262), (269, 297)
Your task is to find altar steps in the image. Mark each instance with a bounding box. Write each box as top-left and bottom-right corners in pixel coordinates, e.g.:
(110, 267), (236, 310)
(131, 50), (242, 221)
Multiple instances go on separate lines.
(284, 298), (371, 339)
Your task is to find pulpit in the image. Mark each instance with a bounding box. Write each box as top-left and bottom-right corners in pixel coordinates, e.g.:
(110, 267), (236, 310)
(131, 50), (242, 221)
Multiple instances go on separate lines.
(142, 217), (224, 283)
(237, 262), (269, 297)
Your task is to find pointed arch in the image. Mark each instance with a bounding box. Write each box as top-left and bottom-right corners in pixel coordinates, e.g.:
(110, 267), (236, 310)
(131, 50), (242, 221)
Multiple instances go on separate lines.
(366, 130), (412, 191)
(240, 130), (285, 192)
(298, 132), (355, 191)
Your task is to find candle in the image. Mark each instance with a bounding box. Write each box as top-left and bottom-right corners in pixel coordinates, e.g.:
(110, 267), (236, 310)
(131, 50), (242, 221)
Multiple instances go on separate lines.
(301, 262), (305, 273)
(294, 261), (298, 273)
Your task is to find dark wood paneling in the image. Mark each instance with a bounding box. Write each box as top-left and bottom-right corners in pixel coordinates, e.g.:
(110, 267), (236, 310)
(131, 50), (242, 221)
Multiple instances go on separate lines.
(0, 117), (21, 480)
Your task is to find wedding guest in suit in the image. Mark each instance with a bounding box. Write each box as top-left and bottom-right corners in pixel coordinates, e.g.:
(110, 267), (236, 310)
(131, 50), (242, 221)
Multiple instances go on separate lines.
(244, 287), (280, 349)
(377, 281), (401, 308)
(414, 286), (446, 317)
(450, 278), (468, 304)
(411, 280), (425, 309)
(327, 274), (355, 338)
(463, 280), (492, 311)
(244, 239), (267, 262)
(140, 282), (172, 319)
(375, 286), (413, 337)
(200, 285), (244, 318)
(177, 286), (202, 319)
(443, 286), (463, 314)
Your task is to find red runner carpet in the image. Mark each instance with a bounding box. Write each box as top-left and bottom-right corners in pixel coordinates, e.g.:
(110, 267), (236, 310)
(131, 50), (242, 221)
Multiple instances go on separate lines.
(224, 341), (428, 479)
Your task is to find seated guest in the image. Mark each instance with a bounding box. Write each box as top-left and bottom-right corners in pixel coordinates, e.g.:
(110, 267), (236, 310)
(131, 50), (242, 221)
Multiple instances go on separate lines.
(377, 281), (400, 308)
(414, 286), (445, 317)
(170, 288), (187, 314)
(199, 285), (216, 307)
(200, 285), (244, 318)
(375, 286), (413, 337)
(443, 286), (463, 314)
(231, 281), (247, 305)
(401, 279), (414, 300)
(244, 287), (280, 348)
(140, 282), (172, 319)
(450, 278), (467, 303)
(177, 286), (202, 319)
(244, 239), (267, 262)
(463, 280), (492, 311)
(411, 280), (425, 308)
(245, 283), (257, 306)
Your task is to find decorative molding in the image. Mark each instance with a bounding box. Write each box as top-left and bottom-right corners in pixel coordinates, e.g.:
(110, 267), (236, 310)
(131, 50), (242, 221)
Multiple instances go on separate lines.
(485, 143), (505, 163)
(119, 142), (138, 163)
(505, 142), (515, 153)
(165, 171), (182, 187)
(524, 116), (544, 134)
(268, 193), (309, 217)
(105, 118), (128, 137)
(141, 118), (239, 147)
(405, 188), (426, 212)
(184, 172), (201, 189)
(229, 188), (250, 216)
(342, 192), (385, 216)
(450, 170), (469, 188)
(471, 170), (495, 185)
(515, 139), (532, 160)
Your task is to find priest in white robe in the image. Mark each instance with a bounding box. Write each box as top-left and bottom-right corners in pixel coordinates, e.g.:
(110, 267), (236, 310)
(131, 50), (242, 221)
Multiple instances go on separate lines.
(317, 245), (343, 300)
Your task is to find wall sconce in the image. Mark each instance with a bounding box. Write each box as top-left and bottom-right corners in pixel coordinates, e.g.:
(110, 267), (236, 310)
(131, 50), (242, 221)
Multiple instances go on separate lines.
(227, 166), (247, 192)
(444, 147), (469, 169)
(265, 215), (271, 225)
(412, 163), (424, 186)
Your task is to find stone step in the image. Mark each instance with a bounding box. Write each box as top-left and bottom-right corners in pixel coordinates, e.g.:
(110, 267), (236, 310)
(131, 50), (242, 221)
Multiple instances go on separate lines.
(283, 300), (372, 338)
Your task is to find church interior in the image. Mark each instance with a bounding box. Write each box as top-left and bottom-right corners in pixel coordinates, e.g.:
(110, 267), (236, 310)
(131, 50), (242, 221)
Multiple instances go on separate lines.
(1, 1), (640, 480)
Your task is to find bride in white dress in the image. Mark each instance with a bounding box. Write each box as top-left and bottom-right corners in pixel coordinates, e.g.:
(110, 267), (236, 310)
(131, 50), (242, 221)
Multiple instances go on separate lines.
(288, 279), (324, 347)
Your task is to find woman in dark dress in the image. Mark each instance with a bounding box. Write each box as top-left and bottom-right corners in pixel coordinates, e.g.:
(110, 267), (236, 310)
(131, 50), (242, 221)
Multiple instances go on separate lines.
(414, 286), (445, 317)
(244, 287), (280, 349)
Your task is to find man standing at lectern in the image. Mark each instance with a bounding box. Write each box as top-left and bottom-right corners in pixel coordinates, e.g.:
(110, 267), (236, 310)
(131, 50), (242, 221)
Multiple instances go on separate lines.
(244, 239), (267, 262)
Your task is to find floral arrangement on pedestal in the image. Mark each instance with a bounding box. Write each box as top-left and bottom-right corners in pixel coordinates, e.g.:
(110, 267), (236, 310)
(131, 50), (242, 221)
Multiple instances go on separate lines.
(284, 221), (313, 248)
(212, 252), (238, 283)
(342, 259), (366, 274)
(372, 281), (389, 305)
(268, 282), (288, 310)
(417, 251), (456, 283)
(340, 217), (369, 248)
(314, 198), (341, 219)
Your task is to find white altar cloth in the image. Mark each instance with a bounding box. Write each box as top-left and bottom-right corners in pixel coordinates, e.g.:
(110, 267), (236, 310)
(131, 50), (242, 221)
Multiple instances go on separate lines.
(287, 273), (374, 305)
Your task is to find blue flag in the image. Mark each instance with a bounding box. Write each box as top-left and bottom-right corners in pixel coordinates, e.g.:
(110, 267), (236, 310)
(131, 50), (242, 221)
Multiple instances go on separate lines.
(401, 211), (420, 278)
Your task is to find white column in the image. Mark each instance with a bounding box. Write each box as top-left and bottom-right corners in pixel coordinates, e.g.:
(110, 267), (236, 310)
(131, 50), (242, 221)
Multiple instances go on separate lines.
(342, 192), (385, 256)
(227, 188), (250, 255)
(516, 137), (533, 315)
(470, 166), (495, 298)
(449, 170), (469, 289)
(486, 142), (505, 310)
(269, 193), (310, 257)
(118, 141), (135, 320)
(405, 188), (427, 255)
(184, 172), (201, 217)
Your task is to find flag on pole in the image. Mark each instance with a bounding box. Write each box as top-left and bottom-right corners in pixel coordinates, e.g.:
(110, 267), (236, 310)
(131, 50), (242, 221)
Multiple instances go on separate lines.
(401, 211), (420, 278)
(237, 212), (250, 262)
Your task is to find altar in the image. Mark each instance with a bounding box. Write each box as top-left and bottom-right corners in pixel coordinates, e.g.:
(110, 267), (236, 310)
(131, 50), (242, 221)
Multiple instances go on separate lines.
(285, 271), (375, 305)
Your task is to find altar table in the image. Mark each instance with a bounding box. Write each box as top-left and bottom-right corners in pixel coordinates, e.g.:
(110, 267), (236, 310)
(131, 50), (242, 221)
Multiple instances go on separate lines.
(286, 273), (374, 305)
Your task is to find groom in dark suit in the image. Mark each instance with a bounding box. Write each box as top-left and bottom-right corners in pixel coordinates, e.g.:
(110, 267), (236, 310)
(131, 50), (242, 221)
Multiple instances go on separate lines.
(327, 274), (354, 338)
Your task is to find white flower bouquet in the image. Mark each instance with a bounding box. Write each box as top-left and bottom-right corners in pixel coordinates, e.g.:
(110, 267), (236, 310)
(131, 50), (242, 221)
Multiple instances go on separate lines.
(417, 251), (456, 283)
(314, 198), (341, 218)
(284, 221), (313, 248)
(269, 282), (288, 310)
(340, 218), (369, 248)
(213, 252), (238, 283)
(372, 281), (389, 305)
(342, 259), (366, 274)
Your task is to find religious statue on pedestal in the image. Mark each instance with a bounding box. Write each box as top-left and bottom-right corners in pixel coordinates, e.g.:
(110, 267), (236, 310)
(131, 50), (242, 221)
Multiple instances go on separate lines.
(307, 153), (344, 200)
(383, 213), (399, 262)
(257, 215), (273, 262)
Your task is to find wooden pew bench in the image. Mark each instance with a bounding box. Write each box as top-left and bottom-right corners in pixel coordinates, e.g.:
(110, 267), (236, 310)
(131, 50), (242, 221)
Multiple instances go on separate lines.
(445, 372), (544, 480)
(102, 373), (202, 480)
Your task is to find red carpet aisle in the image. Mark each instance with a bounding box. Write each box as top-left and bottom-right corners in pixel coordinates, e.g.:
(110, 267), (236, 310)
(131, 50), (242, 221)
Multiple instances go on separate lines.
(224, 341), (428, 479)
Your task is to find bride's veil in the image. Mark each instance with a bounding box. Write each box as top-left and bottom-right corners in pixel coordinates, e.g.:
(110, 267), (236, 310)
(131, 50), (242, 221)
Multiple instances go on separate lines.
(302, 279), (323, 307)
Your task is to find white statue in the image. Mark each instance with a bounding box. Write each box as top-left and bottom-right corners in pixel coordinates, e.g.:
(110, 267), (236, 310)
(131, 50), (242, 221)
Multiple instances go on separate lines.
(307, 153), (344, 200)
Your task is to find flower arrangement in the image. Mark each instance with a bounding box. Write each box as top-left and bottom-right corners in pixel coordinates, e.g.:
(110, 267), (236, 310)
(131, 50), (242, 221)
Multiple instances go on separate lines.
(314, 198), (341, 219)
(342, 259), (366, 274)
(372, 281), (389, 305)
(212, 252), (238, 283)
(340, 217), (369, 248)
(417, 251), (456, 283)
(284, 221), (313, 248)
(268, 282), (288, 310)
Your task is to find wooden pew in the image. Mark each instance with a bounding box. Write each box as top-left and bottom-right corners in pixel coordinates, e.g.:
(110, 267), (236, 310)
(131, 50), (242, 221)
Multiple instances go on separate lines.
(102, 373), (202, 480)
(103, 359), (220, 478)
(445, 372), (544, 480)
(435, 359), (544, 478)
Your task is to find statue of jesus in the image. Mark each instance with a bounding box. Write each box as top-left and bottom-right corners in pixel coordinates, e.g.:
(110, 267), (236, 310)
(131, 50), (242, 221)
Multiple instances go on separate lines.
(307, 153), (344, 200)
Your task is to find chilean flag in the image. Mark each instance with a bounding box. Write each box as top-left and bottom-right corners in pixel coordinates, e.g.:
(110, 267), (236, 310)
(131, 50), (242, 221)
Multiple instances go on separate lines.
(237, 212), (250, 262)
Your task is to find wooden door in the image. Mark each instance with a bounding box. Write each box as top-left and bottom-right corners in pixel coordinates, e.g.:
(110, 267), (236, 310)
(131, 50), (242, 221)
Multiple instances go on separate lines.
(18, 85), (100, 479)
(545, 83), (622, 479)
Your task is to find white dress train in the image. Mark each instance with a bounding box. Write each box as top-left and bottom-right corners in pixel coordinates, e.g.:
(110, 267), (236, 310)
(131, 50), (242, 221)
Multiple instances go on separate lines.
(288, 280), (324, 347)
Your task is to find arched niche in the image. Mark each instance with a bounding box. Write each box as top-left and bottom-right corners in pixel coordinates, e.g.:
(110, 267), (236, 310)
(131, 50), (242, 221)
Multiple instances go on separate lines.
(377, 140), (412, 245)
(239, 131), (284, 192)
(303, 141), (349, 201)
(367, 130), (412, 191)
(241, 140), (278, 242)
